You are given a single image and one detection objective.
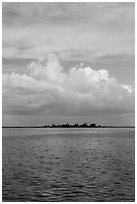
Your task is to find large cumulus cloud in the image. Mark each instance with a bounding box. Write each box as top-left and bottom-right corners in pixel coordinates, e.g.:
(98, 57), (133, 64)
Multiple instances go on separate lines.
(2, 54), (134, 116)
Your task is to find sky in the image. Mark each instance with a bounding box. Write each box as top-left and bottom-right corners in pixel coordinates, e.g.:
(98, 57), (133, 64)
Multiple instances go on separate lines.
(2, 2), (135, 126)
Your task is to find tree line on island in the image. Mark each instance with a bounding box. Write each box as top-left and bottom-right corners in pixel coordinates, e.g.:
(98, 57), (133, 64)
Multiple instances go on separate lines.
(42, 123), (107, 128)
(3, 123), (134, 128)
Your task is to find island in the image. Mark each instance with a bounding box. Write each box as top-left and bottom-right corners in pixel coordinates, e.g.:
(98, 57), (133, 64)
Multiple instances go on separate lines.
(2, 123), (135, 128)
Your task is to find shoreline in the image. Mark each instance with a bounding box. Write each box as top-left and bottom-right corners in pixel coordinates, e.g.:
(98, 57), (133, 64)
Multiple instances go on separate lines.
(2, 126), (135, 128)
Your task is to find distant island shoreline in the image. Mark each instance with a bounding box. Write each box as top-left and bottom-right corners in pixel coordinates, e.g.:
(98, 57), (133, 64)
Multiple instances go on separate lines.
(2, 123), (135, 129)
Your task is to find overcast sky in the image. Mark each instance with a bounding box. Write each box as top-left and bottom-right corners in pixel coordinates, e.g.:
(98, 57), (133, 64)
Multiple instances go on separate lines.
(2, 2), (135, 126)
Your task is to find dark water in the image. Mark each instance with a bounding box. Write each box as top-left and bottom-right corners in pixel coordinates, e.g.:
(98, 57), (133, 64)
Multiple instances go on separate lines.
(3, 128), (135, 202)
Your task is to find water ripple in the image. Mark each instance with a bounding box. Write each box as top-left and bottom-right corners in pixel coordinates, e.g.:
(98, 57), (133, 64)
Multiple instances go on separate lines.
(3, 128), (135, 201)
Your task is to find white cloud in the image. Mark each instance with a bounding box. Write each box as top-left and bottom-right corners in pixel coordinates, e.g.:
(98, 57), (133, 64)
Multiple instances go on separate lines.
(3, 54), (134, 116)
(121, 84), (133, 93)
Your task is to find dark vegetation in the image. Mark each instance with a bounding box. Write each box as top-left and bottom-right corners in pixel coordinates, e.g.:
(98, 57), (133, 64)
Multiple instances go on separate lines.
(43, 123), (99, 128)
(3, 123), (135, 128)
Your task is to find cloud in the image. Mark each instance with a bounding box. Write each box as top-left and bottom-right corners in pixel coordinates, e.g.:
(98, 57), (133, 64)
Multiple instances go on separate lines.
(3, 3), (134, 31)
(2, 24), (134, 62)
(3, 54), (134, 116)
(2, 3), (134, 63)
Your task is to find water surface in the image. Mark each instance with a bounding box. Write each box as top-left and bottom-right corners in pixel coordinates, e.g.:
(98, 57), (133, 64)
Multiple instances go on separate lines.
(3, 128), (135, 201)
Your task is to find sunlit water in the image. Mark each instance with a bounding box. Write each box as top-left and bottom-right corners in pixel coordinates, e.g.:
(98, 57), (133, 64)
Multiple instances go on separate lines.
(3, 128), (135, 202)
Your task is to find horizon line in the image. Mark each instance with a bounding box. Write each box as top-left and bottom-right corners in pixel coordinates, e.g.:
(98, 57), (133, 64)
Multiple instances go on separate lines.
(2, 125), (135, 128)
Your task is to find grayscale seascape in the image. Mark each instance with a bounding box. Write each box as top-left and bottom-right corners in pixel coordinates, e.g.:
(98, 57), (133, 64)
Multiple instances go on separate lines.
(3, 128), (135, 202)
(2, 2), (135, 202)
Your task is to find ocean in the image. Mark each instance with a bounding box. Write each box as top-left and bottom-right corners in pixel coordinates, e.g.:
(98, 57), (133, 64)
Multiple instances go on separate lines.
(2, 128), (135, 202)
